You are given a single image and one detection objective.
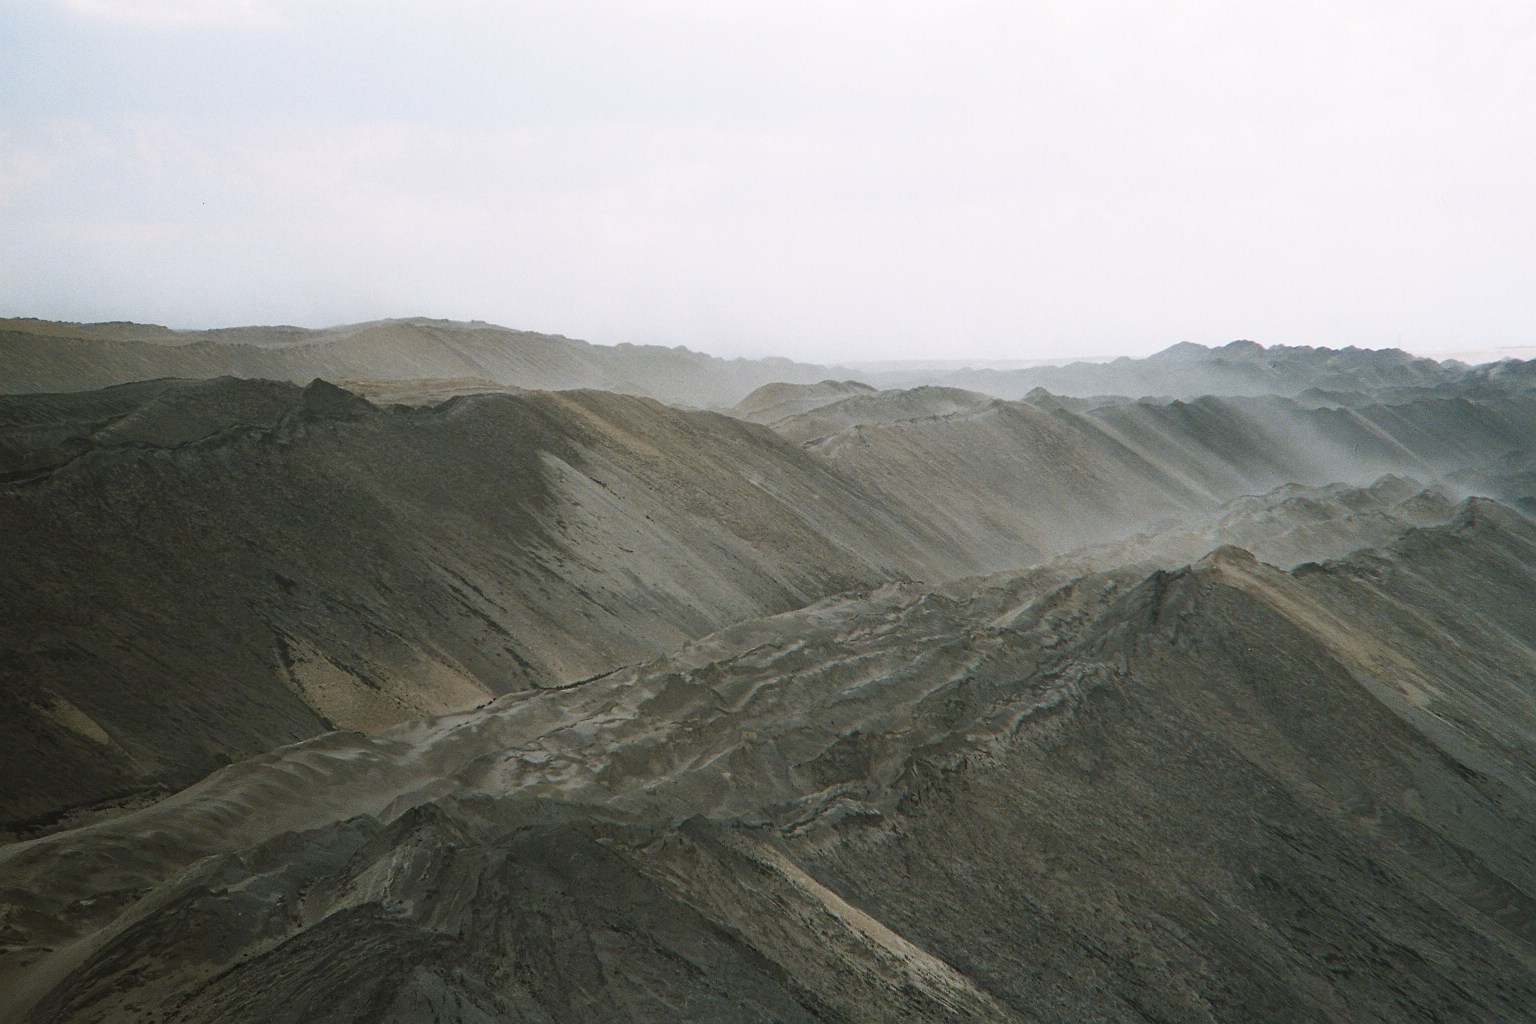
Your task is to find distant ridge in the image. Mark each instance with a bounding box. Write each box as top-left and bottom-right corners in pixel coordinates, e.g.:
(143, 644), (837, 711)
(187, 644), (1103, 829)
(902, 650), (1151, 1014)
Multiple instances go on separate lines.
(863, 338), (1502, 399)
(7, 323), (1536, 1020)
(0, 317), (839, 408)
(7, 317), (1536, 403)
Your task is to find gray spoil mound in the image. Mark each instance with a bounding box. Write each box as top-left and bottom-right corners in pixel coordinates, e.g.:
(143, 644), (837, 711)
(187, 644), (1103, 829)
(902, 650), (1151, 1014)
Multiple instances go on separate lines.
(7, 334), (1536, 1022)
(771, 386), (1536, 566)
(729, 378), (877, 423)
(6, 376), (1536, 826)
(0, 378), (960, 824)
(3, 502), (1536, 1021)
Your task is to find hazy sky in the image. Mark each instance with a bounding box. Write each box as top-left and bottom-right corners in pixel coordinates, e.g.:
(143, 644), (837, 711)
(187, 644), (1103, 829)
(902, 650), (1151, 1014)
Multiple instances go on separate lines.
(3, 1), (1534, 362)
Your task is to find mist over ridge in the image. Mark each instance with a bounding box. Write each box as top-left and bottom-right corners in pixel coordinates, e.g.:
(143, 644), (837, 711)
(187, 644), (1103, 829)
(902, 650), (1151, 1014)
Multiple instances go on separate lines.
(7, 316), (1536, 408)
(8, 1), (1536, 1015)
(4, 313), (1536, 1020)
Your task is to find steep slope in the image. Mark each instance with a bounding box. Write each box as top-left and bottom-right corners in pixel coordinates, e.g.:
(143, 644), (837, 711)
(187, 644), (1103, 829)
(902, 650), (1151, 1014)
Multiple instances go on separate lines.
(11, 375), (1536, 828)
(1045, 474), (1462, 575)
(0, 378), (966, 826)
(767, 388), (1536, 572)
(1082, 393), (1536, 496)
(794, 511), (1536, 1022)
(796, 396), (1210, 566)
(0, 318), (839, 407)
(4, 502), (1534, 1021)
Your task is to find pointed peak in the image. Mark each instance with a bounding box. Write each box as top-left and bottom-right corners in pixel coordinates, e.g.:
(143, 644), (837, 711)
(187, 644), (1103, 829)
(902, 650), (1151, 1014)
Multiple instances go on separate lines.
(1195, 544), (1260, 572)
(1146, 341), (1210, 362)
(297, 378), (372, 419)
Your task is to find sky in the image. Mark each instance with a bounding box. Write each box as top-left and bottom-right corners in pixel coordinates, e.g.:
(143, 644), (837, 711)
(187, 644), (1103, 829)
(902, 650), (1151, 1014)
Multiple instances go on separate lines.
(2, 0), (1534, 363)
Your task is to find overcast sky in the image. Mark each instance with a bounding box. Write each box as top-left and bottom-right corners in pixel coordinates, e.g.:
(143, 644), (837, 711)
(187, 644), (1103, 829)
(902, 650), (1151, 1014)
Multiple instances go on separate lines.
(2, 1), (1533, 362)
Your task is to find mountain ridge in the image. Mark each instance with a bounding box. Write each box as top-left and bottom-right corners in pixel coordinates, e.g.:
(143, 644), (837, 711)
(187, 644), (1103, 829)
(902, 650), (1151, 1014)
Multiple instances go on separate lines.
(5, 503), (1535, 1021)
(7, 375), (1536, 826)
(6, 316), (1536, 1020)
(8, 316), (1536, 404)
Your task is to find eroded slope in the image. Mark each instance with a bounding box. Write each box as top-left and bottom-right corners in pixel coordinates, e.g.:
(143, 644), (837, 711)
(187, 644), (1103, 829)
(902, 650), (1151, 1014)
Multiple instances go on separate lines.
(0, 379), (960, 825)
(4, 503), (1535, 1021)
(9, 375), (1535, 828)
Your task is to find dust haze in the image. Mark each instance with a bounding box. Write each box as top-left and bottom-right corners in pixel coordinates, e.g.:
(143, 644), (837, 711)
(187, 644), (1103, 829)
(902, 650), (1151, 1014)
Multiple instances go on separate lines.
(4, 318), (1536, 1020)
(6, 2), (1536, 1021)
(4, 2), (1536, 360)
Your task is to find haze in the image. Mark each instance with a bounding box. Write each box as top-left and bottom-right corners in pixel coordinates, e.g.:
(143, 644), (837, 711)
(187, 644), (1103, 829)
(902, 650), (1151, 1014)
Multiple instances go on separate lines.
(3, 0), (1533, 362)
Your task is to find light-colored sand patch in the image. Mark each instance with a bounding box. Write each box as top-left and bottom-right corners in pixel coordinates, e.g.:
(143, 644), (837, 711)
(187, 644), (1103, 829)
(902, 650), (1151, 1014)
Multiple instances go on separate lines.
(386, 653), (493, 716)
(34, 696), (117, 749)
(1197, 549), (1437, 710)
(280, 638), (416, 732)
(278, 635), (493, 734)
(630, 829), (1016, 1022)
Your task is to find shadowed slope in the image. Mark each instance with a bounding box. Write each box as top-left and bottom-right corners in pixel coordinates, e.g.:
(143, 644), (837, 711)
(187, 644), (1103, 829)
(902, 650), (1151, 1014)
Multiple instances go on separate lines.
(9, 377), (1536, 826)
(4, 504), (1535, 1021)
(0, 379), (959, 825)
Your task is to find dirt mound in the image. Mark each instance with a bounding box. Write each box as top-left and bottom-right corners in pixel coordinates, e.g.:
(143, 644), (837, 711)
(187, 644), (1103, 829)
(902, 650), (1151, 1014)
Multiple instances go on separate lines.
(5, 507), (1535, 1021)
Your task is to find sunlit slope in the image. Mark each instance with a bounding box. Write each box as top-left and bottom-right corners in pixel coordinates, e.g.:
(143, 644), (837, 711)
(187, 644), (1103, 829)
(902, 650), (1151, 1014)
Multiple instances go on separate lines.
(1086, 393), (1536, 493)
(775, 387), (1536, 567)
(4, 503), (1534, 1021)
(733, 383), (990, 442)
